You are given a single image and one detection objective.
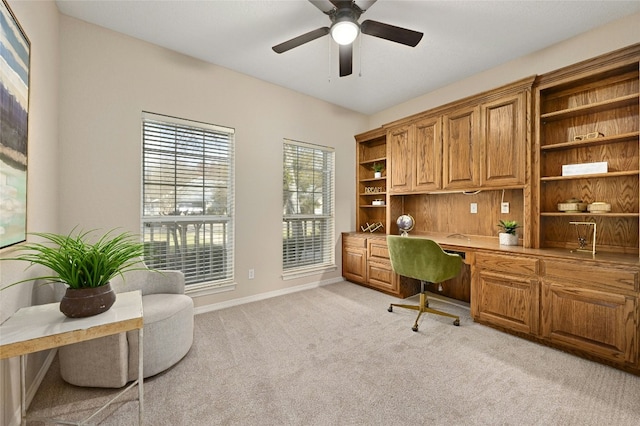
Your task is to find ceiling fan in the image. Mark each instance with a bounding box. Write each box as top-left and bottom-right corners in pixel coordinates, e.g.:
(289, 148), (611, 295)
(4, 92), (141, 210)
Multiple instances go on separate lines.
(272, 0), (423, 77)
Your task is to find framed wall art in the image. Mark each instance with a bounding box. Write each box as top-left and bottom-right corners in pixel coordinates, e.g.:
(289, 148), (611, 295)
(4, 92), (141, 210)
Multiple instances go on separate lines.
(0, 0), (30, 249)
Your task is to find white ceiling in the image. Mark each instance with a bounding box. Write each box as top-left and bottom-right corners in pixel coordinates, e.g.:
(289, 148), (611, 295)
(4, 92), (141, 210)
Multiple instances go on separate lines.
(55, 0), (640, 115)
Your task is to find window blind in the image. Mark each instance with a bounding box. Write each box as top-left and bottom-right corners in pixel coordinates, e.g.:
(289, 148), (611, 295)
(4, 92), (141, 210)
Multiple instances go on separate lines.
(141, 112), (235, 288)
(282, 139), (335, 273)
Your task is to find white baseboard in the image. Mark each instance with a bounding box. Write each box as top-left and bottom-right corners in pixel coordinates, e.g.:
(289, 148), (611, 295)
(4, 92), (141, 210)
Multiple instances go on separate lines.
(194, 277), (344, 315)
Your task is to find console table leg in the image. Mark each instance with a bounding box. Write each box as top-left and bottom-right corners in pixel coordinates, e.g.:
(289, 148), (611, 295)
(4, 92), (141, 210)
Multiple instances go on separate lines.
(138, 327), (144, 424)
(20, 355), (26, 426)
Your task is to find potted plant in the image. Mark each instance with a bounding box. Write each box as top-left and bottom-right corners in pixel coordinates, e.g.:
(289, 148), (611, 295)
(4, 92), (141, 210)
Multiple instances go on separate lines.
(1, 229), (145, 318)
(372, 162), (385, 178)
(497, 220), (520, 246)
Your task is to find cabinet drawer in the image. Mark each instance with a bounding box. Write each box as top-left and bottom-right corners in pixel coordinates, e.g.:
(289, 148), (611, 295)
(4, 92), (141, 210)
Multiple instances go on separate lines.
(475, 253), (539, 276)
(544, 261), (638, 293)
(368, 239), (390, 261)
(343, 234), (367, 248)
(367, 260), (397, 293)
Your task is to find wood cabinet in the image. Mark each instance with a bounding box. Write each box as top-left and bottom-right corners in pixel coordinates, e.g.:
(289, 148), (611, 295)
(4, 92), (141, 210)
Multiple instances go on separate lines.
(480, 92), (527, 187)
(389, 78), (532, 195)
(366, 238), (398, 294)
(442, 105), (481, 190)
(533, 46), (640, 255)
(541, 260), (638, 366)
(472, 252), (540, 335)
(389, 115), (442, 193)
(342, 233), (367, 284)
(471, 250), (639, 371)
(341, 233), (419, 298)
(355, 128), (388, 233)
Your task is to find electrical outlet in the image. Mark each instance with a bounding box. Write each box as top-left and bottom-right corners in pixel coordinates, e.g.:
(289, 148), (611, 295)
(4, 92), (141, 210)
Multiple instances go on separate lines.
(248, 269), (255, 280)
(501, 202), (510, 214)
(470, 203), (478, 214)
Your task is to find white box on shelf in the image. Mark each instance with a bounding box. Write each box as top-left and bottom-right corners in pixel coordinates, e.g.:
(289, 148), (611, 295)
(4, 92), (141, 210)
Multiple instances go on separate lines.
(561, 161), (608, 177)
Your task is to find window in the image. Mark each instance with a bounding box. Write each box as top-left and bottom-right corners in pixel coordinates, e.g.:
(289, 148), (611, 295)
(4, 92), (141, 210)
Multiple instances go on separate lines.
(141, 112), (234, 291)
(282, 139), (335, 275)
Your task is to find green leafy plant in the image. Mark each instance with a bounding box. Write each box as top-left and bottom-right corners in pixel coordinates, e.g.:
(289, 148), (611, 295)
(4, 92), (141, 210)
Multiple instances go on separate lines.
(497, 220), (520, 235)
(1, 229), (145, 290)
(371, 162), (385, 173)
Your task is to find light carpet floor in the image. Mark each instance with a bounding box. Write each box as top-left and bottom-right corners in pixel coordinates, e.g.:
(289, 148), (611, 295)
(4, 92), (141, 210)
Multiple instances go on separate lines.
(27, 281), (640, 425)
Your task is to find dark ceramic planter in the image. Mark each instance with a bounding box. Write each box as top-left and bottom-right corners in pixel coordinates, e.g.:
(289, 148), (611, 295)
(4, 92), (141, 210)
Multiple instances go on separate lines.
(59, 283), (116, 318)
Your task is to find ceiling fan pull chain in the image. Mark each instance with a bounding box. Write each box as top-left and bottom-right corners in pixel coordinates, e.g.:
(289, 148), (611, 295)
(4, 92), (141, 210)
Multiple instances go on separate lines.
(358, 34), (363, 77)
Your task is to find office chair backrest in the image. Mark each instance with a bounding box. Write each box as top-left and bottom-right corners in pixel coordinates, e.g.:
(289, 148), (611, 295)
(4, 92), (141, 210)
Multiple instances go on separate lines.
(387, 235), (462, 283)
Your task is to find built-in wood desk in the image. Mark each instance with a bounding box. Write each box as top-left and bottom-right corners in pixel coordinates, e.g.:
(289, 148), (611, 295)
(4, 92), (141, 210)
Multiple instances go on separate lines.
(342, 231), (640, 375)
(0, 290), (144, 425)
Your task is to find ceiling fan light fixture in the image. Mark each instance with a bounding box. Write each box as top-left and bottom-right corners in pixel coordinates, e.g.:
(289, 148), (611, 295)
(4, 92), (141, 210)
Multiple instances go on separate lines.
(330, 19), (359, 45)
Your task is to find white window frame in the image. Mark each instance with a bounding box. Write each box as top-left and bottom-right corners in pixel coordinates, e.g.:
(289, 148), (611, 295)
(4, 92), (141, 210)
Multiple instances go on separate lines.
(282, 139), (336, 279)
(141, 112), (235, 295)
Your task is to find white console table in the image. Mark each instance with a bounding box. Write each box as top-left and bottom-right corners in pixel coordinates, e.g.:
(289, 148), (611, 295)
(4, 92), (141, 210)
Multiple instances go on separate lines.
(0, 290), (144, 425)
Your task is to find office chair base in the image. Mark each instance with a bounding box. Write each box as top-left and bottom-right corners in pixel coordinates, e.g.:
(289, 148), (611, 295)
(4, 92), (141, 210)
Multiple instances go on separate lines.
(388, 292), (460, 331)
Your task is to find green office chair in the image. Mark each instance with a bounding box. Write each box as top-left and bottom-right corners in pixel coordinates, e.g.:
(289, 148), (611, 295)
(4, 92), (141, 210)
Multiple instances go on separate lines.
(386, 235), (463, 332)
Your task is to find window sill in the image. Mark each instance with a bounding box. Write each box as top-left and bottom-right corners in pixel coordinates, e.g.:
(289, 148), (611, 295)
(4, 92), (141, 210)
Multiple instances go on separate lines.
(186, 281), (236, 298)
(282, 264), (336, 281)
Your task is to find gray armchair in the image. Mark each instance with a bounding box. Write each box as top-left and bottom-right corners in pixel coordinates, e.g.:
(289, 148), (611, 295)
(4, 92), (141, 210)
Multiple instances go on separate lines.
(58, 267), (194, 388)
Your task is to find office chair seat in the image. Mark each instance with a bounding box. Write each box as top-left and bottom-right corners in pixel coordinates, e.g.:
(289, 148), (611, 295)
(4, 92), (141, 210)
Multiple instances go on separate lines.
(386, 235), (463, 332)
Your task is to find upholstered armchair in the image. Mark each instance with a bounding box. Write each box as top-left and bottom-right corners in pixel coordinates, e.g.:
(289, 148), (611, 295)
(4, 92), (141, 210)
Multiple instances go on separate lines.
(57, 267), (194, 388)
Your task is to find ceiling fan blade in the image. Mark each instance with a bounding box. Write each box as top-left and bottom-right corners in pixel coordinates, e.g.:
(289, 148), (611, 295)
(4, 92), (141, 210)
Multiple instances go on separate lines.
(360, 20), (423, 47)
(308, 0), (336, 14)
(272, 27), (330, 54)
(354, 0), (377, 12)
(339, 43), (353, 77)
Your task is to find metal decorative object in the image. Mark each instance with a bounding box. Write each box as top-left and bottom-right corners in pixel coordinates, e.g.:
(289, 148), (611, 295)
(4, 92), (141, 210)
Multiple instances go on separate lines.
(361, 222), (384, 233)
(570, 221), (597, 255)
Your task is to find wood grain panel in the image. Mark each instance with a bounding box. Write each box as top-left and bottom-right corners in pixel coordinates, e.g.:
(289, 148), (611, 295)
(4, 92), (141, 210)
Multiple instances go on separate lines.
(388, 126), (412, 193)
(541, 283), (637, 364)
(414, 116), (442, 191)
(540, 216), (639, 254)
(544, 260), (637, 292)
(399, 190), (524, 239)
(541, 67), (638, 113)
(541, 106), (639, 148)
(481, 93), (525, 186)
(443, 106), (480, 189)
(476, 270), (539, 334)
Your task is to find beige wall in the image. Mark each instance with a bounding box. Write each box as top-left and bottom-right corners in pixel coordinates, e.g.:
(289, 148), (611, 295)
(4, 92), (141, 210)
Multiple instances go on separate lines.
(0, 1), (60, 425)
(56, 14), (367, 310)
(369, 12), (640, 128)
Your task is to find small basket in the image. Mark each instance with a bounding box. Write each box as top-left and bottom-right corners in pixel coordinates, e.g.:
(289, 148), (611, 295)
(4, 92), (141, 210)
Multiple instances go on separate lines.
(587, 202), (611, 214)
(557, 201), (587, 213)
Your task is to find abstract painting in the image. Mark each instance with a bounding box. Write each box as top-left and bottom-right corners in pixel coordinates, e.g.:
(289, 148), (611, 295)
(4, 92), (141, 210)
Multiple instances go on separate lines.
(0, 0), (30, 248)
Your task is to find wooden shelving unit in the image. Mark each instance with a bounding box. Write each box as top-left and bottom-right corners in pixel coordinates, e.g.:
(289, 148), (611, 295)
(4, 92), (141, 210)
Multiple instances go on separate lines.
(533, 47), (640, 255)
(355, 127), (388, 233)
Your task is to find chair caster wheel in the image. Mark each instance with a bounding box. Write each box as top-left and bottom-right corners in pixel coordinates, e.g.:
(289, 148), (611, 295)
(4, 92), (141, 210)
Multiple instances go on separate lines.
(453, 319), (460, 326)
(412, 326), (418, 332)
(388, 306), (393, 312)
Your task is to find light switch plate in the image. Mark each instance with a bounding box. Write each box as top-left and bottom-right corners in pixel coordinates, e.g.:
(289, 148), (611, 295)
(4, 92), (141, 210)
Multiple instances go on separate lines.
(470, 203), (478, 214)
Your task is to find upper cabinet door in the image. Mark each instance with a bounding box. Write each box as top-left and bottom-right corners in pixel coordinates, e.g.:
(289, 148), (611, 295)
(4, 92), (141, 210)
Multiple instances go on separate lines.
(481, 92), (527, 187)
(388, 125), (414, 193)
(442, 105), (481, 190)
(414, 116), (442, 191)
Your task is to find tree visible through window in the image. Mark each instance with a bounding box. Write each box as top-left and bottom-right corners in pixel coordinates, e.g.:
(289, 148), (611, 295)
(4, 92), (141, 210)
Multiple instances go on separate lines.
(282, 139), (335, 273)
(141, 112), (235, 289)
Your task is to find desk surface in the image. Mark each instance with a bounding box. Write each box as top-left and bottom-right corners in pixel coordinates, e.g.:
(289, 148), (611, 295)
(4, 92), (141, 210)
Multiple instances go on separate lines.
(0, 290), (143, 360)
(351, 231), (640, 267)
